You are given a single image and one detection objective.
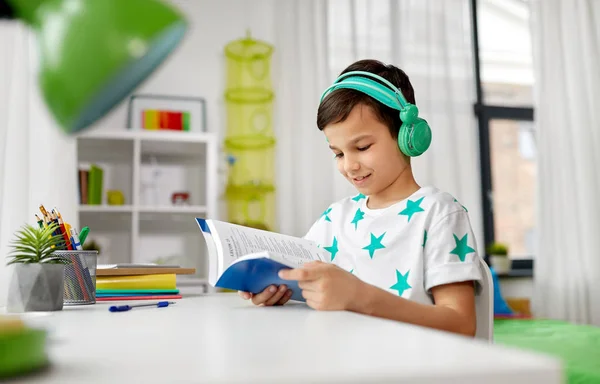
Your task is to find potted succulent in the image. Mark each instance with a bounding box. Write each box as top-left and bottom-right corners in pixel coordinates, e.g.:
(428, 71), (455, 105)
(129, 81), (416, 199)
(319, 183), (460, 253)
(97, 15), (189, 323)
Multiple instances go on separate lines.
(486, 242), (510, 274)
(6, 223), (70, 312)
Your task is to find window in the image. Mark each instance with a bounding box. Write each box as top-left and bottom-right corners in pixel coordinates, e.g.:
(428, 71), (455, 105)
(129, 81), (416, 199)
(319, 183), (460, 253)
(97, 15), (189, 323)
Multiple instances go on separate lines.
(474, 0), (536, 263)
(489, 119), (536, 258)
(478, 0), (534, 106)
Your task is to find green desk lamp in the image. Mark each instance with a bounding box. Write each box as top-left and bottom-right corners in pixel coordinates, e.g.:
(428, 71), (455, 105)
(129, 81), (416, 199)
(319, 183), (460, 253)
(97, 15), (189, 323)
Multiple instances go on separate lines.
(0, 0), (187, 134)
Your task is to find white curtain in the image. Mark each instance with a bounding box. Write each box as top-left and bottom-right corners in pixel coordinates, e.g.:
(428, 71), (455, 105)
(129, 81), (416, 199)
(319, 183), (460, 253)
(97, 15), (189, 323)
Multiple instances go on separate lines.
(273, 1), (338, 237)
(274, 0), (484, 254)
(530, 0), (600, 325)
(0, 22), (78, 308)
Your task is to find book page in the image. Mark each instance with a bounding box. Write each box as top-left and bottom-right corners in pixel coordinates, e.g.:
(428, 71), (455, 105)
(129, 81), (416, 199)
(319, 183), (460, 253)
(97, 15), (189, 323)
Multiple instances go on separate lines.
(195, 218), (222, 286)
(209, 220), (326, 269)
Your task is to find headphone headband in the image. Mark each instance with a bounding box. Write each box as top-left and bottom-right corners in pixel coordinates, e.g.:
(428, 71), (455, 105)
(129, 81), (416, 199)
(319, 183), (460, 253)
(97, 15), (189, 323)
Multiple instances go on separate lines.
(319, 71), (410, 108)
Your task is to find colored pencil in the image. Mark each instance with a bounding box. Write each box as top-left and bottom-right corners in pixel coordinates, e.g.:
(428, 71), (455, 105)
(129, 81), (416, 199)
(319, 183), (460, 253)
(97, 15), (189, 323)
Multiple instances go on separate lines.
(53, 209), (73, 250)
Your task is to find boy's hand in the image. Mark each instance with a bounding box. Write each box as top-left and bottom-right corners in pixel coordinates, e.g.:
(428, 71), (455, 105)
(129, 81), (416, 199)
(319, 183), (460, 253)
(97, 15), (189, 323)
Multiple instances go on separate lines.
(238, 285), (293, 306)
(278, 261), (363, 311)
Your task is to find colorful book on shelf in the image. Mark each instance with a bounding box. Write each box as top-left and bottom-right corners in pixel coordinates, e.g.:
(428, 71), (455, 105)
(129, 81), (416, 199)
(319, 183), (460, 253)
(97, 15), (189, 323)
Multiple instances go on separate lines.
(78, 169), (88, 204)
(195, 218), (327, 302)
(87, 164), (103, 205)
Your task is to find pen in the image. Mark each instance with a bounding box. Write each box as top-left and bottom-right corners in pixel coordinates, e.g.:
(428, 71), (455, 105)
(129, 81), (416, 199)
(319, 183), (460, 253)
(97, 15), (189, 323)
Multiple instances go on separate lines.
(109, 301), (176, 312)
(35, 214), (44, 229)
(78, 226), (90, 246)
(70, 228), (83, 250)
(54, 209), (73, 250)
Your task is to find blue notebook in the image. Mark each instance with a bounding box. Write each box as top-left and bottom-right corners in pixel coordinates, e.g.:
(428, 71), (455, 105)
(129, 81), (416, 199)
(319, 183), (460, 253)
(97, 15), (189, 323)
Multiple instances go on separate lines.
(195, 218), (326, 302)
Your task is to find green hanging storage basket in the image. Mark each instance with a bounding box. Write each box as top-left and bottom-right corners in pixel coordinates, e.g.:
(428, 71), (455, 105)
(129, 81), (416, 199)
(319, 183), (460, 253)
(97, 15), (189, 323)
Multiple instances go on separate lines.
(224, 32), (275, 148)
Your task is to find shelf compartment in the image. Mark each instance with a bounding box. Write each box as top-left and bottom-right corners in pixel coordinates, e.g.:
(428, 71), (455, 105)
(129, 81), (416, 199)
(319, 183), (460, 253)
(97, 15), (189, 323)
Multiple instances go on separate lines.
(78, 162), (133, 206)
(139, 160), (206, 207)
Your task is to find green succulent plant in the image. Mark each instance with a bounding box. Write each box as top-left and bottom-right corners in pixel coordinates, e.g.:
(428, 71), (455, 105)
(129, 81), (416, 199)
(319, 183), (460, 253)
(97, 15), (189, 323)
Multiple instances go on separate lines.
(6, 223), (71, 265)
(486, 242), (509, 256)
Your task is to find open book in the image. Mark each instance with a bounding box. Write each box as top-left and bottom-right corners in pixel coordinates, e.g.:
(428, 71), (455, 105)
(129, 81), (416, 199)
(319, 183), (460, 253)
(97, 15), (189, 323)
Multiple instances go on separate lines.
(195, 218), (327, 301)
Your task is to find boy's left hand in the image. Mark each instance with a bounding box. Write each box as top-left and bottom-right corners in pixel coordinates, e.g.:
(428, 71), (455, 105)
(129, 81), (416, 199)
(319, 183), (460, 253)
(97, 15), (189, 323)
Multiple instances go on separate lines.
(278, 261), (363, 311)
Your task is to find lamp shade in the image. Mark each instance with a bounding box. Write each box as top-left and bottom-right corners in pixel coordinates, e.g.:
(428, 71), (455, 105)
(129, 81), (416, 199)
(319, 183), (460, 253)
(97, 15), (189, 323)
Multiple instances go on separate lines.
(6, 0), (188, 133)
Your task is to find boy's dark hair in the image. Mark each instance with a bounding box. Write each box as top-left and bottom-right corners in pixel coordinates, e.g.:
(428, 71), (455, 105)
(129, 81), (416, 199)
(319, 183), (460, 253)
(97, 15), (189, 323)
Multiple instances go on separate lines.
(317, 59), (416, 139)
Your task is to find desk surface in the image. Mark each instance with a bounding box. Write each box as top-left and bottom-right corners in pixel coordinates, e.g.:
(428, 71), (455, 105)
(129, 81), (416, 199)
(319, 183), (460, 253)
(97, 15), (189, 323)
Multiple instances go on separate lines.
(13, 293), (561, 384)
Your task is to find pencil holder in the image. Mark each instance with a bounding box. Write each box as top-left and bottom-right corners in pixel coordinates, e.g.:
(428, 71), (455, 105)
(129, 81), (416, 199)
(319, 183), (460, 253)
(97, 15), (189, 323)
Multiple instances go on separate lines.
(54, 250), (99, 305)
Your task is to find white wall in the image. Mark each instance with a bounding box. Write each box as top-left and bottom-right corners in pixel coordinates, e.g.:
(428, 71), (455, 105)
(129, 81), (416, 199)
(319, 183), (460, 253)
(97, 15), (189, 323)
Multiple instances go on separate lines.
(86, 0), (276, 139)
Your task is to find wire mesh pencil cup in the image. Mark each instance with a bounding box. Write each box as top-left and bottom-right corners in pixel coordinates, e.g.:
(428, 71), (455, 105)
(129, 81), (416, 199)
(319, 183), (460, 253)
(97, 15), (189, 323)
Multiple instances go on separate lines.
(54, 250), (98, 305)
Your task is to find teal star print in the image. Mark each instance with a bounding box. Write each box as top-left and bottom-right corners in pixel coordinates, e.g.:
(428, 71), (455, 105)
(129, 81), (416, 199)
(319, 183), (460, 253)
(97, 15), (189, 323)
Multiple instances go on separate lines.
(454, 198), (468, 212)
(352, 193), (366, 202)
(321, 207), (332, 222)
(324, 236), (339, 261)
(450, 233), (476, 262)
(362, 232), (386, 259)
(351, 208), (365, 229)
(422, 230), (427, 247)
(399, 196), (425, 222)
(390, 270), (411, 296)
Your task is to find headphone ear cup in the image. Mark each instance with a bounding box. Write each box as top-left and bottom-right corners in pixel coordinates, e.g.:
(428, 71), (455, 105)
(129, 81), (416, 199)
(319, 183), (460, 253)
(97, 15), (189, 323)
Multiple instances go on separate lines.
(398, 118), (432, 157)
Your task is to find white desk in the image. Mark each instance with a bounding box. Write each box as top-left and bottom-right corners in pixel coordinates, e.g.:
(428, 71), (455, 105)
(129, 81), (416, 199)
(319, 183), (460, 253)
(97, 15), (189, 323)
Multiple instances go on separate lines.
(13, 293), (561, 383)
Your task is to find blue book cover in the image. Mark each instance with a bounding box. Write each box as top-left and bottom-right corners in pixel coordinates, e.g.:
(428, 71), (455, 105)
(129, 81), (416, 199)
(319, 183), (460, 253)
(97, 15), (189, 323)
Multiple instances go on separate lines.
(195, 218), (326, 302)
(216, 257), (305, 302)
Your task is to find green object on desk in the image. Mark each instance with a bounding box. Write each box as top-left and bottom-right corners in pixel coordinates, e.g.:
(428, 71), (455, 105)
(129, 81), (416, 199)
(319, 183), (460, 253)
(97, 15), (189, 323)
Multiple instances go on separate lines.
(494, 318), (600, 383)
(0, 328), (49, 379)
(78, 226), (90, 246)
(3, 0), (187, 134)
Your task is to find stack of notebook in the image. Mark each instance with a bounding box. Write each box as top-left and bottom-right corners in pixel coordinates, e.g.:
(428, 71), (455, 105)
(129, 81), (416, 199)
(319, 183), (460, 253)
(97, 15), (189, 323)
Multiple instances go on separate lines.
(95, 264), (196, 301)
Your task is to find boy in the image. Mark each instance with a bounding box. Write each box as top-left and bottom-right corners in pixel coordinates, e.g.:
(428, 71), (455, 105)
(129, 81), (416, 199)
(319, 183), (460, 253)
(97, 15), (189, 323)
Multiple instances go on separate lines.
(239, 59), (483, 337)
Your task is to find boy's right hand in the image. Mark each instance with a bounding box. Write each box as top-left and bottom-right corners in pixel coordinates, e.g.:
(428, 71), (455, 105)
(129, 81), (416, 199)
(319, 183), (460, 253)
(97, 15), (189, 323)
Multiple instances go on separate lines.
(238, 285), (293, 306)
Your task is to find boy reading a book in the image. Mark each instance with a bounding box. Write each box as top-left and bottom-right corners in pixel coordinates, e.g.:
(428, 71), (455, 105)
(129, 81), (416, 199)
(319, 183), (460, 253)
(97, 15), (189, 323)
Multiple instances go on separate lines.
(239, 59), (483, 337)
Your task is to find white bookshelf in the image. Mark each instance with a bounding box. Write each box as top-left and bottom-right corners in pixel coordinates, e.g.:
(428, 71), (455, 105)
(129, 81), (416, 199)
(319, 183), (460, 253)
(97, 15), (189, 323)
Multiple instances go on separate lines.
(75, 129), (219, 282)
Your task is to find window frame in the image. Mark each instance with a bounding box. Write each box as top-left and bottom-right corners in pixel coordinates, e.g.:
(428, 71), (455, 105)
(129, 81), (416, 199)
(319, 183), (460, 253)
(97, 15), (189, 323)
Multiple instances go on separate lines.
(470, 0), (534, 274)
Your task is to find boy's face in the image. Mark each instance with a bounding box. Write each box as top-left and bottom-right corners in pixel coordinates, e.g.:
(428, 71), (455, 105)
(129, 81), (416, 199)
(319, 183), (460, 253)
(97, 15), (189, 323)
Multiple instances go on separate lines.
(324, 104), (409, 197)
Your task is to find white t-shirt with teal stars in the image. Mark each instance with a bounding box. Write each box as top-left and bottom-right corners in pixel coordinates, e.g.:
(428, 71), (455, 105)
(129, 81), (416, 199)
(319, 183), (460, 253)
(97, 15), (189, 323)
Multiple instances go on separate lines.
(303, 186), (483, 305)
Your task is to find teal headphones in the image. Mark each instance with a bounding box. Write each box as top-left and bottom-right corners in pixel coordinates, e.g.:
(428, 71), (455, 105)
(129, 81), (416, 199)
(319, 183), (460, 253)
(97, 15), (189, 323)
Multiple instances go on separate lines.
(320, 71), (432, 157)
